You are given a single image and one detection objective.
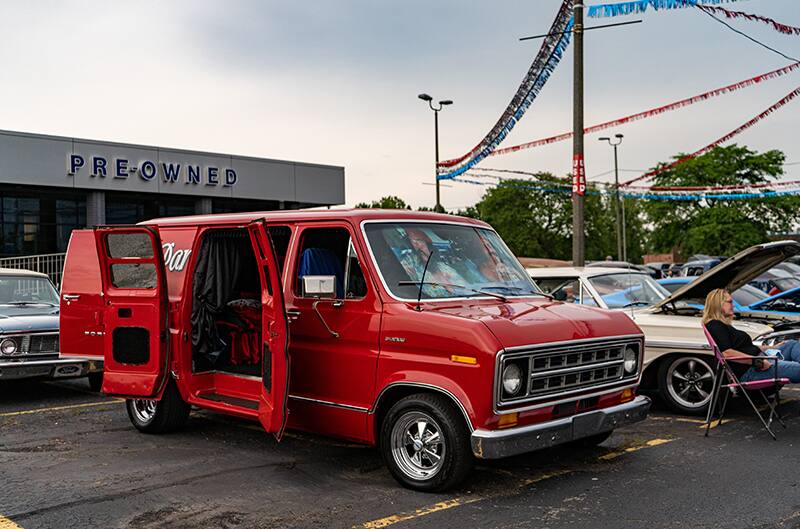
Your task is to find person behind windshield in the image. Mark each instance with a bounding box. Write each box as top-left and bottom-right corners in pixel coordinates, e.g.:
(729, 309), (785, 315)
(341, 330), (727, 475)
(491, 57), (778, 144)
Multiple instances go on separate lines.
(400, 228), (463, 291)
(703, 288), (800, 383)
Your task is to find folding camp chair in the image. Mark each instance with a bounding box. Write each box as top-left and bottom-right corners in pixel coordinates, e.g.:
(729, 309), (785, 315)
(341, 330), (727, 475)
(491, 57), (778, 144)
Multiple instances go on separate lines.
(702, 324), (789, 440)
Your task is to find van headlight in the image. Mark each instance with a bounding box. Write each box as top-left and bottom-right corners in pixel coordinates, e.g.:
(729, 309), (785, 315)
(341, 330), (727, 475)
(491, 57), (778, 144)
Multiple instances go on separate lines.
(502, 363), (523, 396)
(1, 338), (17, 355)
(623, 346), (638, 374)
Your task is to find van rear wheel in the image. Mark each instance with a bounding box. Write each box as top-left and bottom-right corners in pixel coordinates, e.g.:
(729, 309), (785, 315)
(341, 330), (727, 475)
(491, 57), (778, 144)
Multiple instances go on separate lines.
(126, 381), (190, 434)
(380, 393), (473, 492)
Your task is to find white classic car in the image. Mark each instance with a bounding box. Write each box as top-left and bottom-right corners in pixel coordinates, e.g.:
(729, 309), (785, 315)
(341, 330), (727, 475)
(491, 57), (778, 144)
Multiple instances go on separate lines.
(528, 241), (800, 414)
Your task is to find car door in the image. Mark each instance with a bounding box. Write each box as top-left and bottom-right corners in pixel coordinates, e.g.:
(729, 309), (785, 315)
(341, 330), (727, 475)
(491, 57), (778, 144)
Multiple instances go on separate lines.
(94, 226), (169, 398)
(248, 220), (291, 438)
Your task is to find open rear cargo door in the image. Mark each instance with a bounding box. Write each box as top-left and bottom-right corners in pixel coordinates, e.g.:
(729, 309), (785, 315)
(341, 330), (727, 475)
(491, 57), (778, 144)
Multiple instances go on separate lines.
(94, 227), (170, 398)
(248, 220), (291, 439)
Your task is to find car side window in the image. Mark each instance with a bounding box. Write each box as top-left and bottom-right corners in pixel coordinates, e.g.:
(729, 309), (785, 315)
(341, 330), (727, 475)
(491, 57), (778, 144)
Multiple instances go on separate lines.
(294, 227), (367, 300)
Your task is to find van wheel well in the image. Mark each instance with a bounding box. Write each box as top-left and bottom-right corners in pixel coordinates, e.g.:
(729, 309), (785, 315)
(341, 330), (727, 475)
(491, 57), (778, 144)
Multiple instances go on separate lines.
(373, 385), (472, 442)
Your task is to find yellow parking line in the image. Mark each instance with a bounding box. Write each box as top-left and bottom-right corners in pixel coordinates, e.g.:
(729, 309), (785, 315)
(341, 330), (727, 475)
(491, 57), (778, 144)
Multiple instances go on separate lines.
(598, 438), (674, 460)
(356, 437), (674, 529)
(361, 499), (482, 529)
(0, 399), (123, 418)
(0, 515), (23, 529)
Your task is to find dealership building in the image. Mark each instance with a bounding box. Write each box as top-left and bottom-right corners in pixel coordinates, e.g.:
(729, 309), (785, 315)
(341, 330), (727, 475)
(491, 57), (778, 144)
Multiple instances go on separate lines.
(0, 129), (345, 257)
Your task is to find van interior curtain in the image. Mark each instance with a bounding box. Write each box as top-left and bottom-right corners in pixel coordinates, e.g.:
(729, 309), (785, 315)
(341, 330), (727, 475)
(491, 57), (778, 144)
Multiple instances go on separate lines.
(191, 229), (257, 369)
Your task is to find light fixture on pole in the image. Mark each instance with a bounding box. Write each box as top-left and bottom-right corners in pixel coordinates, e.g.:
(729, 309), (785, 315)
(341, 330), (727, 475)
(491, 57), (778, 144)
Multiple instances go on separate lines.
(599, 133), (626, 261)
(418, 93), (453, 213)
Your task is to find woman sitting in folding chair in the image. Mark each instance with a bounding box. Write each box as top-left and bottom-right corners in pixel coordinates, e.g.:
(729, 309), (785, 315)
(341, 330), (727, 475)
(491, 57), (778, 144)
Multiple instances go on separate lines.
(704, 288), (800, 384)
(703, 288), (799, 439)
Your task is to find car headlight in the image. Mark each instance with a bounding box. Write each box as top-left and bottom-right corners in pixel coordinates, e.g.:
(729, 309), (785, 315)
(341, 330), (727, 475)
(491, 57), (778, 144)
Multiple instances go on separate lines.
(502, 363), (523, 396)
(623, 346), (638, 374)
(1, 338), (17, 355)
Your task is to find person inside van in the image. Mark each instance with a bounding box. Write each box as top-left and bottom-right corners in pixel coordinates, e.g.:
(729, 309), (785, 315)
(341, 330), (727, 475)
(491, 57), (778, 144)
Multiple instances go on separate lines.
(703, 288), (800, 383)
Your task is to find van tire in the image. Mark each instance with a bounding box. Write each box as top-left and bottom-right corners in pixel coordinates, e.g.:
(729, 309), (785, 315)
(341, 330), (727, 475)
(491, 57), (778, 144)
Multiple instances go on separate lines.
(380, 393), (473, 492)
(126, 381), (190, 434)
(87, 372), (103, 392)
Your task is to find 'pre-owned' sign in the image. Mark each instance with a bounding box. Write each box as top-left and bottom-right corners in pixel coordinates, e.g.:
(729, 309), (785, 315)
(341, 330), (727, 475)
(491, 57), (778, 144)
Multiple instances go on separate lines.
(67, 154), (237, 187)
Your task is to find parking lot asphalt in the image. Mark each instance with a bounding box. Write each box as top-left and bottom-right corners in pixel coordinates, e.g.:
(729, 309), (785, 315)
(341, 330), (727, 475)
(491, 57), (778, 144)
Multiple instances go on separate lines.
(2, 380), (800, 529)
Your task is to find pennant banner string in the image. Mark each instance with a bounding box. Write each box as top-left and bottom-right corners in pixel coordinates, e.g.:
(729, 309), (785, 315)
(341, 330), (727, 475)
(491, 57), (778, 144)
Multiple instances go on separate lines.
(474, 62), (799, 159)
(697, 5), (800, 36)
(453, 176), (800, 202)
(587, 0), (746, 19)
(436, 1), (574, 181)
(620, 86), (800, 187)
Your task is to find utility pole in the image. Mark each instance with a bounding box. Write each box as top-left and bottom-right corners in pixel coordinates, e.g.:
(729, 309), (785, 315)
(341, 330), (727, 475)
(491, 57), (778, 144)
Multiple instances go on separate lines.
(571, 0), (586, 266)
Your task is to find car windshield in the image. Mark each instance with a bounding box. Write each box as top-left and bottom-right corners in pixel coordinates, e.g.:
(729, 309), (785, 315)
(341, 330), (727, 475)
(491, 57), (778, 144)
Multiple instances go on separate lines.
(363, 222), (540, 300)
(733, 284), (769, 306)
(0, 276), (59, 305)
(588, 272), (669, 309)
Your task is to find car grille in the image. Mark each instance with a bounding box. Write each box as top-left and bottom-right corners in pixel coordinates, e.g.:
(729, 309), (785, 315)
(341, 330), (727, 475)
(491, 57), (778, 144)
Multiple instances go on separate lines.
(497, 337), (641, 408)
(0, 333), (60, 357)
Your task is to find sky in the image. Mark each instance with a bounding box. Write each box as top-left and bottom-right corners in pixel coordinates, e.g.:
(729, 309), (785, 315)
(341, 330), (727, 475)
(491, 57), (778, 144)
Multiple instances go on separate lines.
(0, 0), (796, 210)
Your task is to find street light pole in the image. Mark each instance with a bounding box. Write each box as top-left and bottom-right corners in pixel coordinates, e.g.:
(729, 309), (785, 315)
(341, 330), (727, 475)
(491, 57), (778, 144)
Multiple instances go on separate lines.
(418, 93), (453, 213)
(572, 0), (586, 266)
(599, 134), (625, 261)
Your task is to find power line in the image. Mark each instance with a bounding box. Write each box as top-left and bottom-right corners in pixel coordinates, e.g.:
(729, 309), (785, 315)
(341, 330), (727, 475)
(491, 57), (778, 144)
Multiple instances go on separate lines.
(696, 6), (800, 63)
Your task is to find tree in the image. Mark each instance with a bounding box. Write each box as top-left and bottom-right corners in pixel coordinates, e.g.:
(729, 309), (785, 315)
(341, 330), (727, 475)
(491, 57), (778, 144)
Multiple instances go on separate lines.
(642, 145), (798, 257)
(355, 196), (411, 210)
(467, 174), (643, 261)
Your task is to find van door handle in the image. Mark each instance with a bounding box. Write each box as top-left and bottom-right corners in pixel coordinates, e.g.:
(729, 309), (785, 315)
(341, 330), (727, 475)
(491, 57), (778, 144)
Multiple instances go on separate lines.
(286, 309), (301, 321)
(63, 294), (80, 301)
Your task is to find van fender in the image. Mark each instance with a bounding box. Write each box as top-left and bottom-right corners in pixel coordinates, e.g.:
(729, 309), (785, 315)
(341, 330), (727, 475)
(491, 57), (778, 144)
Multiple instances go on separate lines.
(368, 373), (476, 445)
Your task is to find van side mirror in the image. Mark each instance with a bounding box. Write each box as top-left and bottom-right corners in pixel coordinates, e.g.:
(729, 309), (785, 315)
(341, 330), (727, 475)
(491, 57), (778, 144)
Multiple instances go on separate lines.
(302, 275), (337, 298)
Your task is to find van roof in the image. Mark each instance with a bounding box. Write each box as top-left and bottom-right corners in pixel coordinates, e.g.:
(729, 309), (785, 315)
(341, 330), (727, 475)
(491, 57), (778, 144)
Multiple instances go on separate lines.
(139, 208), (490, 228)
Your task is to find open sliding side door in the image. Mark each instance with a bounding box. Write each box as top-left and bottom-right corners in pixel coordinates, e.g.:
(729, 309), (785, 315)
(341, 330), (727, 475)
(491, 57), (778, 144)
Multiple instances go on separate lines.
(248, 220), (291, 440)
(94, 226), (170, 398)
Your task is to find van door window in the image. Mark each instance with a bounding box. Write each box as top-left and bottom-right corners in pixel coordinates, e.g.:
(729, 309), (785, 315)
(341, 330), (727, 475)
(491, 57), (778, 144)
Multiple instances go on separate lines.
(267, 226), (291, 276)
(294, 228), (367, 299)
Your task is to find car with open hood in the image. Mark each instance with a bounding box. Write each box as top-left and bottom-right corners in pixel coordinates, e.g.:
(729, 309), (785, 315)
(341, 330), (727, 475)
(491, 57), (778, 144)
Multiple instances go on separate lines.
(0, 268), (102, 386)
(528, 240), (800, 415)
(659, 276), (800, 317)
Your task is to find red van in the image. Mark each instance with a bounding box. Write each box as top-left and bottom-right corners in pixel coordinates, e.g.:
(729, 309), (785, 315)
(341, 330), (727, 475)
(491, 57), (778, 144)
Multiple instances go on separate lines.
(60, 209), (649, 491)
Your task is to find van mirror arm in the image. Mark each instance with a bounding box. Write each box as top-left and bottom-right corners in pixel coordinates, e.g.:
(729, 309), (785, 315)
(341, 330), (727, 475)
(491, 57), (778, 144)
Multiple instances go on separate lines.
(312, 300), (340, 338)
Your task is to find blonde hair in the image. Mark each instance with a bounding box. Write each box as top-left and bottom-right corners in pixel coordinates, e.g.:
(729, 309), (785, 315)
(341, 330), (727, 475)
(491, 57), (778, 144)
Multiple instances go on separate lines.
(702, 288), (732, 325)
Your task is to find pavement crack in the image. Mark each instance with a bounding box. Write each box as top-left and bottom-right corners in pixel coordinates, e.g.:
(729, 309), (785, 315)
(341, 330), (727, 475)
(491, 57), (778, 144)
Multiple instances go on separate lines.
(9, 459), (298, 521)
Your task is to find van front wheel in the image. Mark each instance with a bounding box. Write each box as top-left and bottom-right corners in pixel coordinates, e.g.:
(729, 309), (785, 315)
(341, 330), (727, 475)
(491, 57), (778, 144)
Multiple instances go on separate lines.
(125, 381), (190, 434)
(380, 393), (473, 492)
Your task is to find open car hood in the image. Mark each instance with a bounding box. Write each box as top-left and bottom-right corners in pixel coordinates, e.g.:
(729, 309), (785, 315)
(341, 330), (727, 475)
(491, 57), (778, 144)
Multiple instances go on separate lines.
(652, 240), (800, 311)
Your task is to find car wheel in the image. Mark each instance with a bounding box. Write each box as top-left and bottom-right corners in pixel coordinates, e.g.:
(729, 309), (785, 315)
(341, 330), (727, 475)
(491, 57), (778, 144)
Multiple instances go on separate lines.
(125, 381), (190, 434)
(87, 372), (103, 392)
(380, 393), (473, 492)
(658, 355), (715, 415)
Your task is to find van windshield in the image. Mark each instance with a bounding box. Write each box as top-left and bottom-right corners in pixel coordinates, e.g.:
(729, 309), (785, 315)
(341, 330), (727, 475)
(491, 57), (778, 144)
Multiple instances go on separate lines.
(363, 222), (540, 300)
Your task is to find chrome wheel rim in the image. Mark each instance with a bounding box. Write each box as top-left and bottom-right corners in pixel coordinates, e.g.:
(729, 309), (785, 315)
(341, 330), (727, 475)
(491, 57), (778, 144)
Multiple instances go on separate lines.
(130, 399), (157, 424)
(390, 411), (446, 481)
(667, 356), (715, 409)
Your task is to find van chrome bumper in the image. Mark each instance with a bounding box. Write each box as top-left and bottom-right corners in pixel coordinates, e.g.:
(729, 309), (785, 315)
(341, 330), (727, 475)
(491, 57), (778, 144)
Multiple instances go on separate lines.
(471, 395), (651, 459)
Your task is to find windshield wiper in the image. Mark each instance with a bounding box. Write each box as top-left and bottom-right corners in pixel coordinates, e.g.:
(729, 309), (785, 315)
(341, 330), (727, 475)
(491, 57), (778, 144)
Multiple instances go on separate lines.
(622, 301), (651, 308)
(4, 301), (57, 306)
(481, 285), (554, 300)
(398, 281), (509, 302)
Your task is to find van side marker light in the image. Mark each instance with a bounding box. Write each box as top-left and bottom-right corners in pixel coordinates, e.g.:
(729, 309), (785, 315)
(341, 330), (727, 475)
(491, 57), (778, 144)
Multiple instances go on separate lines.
(450, 355), (477, 365)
